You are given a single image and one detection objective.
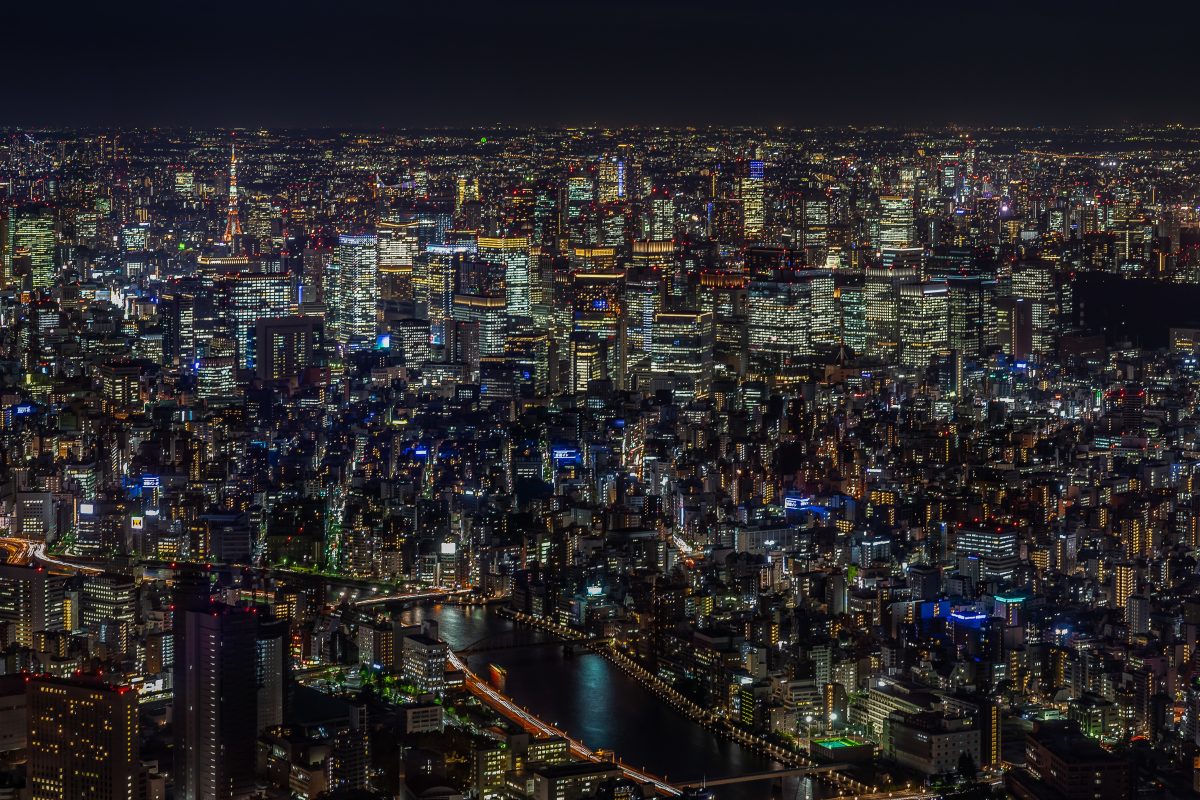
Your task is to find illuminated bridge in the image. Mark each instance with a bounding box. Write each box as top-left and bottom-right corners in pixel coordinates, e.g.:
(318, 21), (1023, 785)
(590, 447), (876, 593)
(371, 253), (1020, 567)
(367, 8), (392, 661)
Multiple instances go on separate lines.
(676, 764), (848, 787)
(456, 628), (610, 655)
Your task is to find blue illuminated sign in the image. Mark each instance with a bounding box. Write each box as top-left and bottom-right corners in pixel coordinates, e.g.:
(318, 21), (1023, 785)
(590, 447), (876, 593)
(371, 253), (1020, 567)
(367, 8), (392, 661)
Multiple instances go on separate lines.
(552, 447), (582, 466)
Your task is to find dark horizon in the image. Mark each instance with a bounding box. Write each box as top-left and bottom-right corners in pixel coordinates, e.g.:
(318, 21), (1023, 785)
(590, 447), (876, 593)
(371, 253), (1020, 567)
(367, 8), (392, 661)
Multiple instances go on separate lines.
(6, 0), (1199, 129)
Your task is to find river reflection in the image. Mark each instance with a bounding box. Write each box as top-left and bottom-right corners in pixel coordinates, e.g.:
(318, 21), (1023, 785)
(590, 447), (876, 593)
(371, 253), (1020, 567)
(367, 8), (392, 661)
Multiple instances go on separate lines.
(398, 604), (820, 800)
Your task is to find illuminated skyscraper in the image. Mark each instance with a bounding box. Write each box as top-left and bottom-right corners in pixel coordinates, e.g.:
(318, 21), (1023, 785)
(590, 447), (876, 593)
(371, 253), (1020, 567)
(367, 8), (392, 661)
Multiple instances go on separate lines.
(624, 266), (665, 368)
(645, 192), (676, 241)
(0, 564), (66, 648)
(738, 160), (765, 240)
(27, 675), (139, 800)
(803, 193), (830, 263)
(865, 260), (919, 363)
(195, 335), (238, 400)
(747, 270), (835, 368)
(378, 218), (421, 302)
(898, 281), (949, 370)
(81, 572), (136, 655)
(1113, 562), (1136, 611)
(570, 269), (625, 391)
(1011, 259), (1059, 357)
(455, 174), (480, 215)
(597, 155), (626, 204)
(5, 205), (55, 290)
(879, 194), (915, 250)
(836, 279), (867, 356)
(217, 271), (295, 368)
(477, 235), (532, 318)
(416, 244), (473, 346)
(564, 173), (595, 246)
(650, 311), (714, 399)
(330, 233), (379, 348)
(453, 295), (508, 371)
(946, 276), (993, 359)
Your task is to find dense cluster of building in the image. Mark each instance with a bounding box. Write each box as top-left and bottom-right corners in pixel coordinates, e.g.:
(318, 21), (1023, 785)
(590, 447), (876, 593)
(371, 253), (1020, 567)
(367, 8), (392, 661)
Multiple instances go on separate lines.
(3, 126), (1200, 799)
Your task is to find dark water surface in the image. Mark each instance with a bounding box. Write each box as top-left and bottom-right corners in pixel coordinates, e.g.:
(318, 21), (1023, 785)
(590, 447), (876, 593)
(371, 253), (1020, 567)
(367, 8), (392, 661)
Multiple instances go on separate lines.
(398, 604), (819, 800)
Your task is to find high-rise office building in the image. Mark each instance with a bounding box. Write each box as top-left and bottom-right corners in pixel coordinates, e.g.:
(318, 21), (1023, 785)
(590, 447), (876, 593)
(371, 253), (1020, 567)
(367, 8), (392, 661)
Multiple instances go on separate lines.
(416, 244), (472, 347)
(377, 218), (421, 302)
(645, 193), (676, 242)
(879, 194), (915, 250)
(217, 271), (295, 368)
(81, 572), (136, 655)
(738, 160), (765, 240)
(865, 262), (919, 363)
(835, 278), (867, 357)
(329, 233), (379, 349)
(624, 266), (665, 368)
(0, 564), (66, 649)
(597, 155), (626, 204)
(175, 602), (259, 800)
(254, 316), (322, 383)
(946, 276), (993, 359)
(5, 205), (55, 290)
(570, 269), (625, 390)
(256, 615), (288, 733)
(898, 282), (949, 371)
(452, 294), (508, 370)
(477, 236), (532, 318)
(650, 311), (715, 399)
(1011, 259), (1059, 357)
(746, 269), (835, 370)
(803, 193), (830, 263)
(27, 674), (139, 800)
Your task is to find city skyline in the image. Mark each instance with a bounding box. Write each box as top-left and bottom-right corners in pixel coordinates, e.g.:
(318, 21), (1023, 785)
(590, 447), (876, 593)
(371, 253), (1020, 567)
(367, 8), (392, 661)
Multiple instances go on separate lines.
(5, 19), (1200, 794)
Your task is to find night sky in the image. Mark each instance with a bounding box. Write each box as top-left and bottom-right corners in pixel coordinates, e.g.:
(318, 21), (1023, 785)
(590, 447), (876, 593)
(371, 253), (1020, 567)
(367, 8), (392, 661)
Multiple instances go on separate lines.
(6, 0), (1198, 128)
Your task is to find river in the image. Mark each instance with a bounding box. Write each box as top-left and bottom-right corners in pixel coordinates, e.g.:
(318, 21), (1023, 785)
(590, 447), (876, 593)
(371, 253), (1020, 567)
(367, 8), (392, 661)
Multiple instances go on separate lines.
(396, 604), (819, 800)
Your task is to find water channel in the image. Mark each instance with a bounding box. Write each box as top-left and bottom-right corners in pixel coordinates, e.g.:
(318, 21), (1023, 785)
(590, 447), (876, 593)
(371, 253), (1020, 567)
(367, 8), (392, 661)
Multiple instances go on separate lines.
(396, 604), (821, 800)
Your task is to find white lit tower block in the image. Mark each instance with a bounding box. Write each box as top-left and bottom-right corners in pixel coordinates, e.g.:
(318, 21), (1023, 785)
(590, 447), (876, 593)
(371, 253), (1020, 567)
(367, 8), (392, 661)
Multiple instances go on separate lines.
(898, 281), (949, 371)
(331, 233), (379, 349)
(878, 193), (915, 250)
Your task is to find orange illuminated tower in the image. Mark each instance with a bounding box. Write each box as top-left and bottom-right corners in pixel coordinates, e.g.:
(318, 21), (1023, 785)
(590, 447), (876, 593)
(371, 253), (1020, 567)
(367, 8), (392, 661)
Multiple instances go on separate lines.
(223, 144), (243, 248)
